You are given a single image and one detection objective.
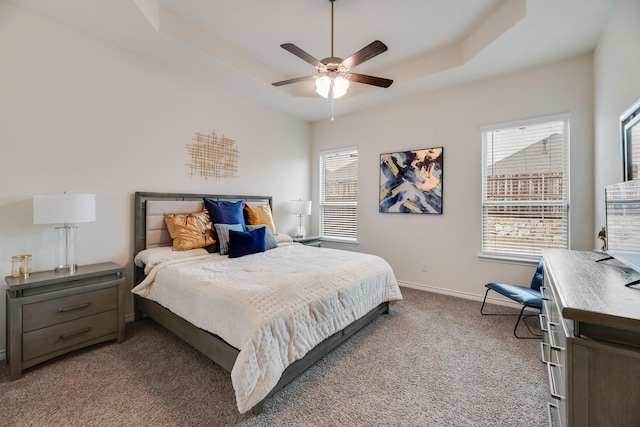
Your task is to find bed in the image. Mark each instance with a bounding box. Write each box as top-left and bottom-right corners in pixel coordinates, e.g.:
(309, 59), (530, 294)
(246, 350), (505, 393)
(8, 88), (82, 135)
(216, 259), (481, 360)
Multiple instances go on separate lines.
(131, 191), (403, 414)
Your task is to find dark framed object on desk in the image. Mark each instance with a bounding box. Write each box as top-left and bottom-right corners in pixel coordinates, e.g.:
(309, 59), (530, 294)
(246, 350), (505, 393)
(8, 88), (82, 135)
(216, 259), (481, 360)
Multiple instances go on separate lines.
(621, 97), (640, 181)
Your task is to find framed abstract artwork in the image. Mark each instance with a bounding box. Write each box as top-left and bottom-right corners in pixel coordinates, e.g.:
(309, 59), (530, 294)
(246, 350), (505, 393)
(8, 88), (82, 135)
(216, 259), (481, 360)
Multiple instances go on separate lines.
(379, 147), (443, 214)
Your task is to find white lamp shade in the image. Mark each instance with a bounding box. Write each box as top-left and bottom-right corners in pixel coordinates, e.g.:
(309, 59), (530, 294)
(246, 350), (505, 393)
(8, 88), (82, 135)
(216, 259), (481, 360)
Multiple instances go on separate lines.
(34, 193), (96, 224)
(332, 76), (349, 99)
(315, 76), (350, 99)
(315, 76), (331, 98)
(289, 200), (312, 216)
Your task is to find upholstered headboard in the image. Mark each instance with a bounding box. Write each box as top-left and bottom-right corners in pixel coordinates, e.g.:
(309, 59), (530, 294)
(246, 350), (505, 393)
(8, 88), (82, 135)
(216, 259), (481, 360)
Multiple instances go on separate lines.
(133, 192), (272, 284)
(145, 200), (205, 248)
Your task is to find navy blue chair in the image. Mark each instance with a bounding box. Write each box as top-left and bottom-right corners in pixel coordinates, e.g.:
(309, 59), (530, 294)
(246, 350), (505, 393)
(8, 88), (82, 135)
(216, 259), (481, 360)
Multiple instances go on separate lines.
(480, 260), (543, 338)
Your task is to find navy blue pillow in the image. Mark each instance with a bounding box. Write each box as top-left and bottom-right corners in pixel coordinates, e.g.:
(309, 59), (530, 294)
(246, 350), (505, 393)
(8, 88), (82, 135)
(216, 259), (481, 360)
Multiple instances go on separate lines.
(203, 199), (246, 229)
(246, 225), (278, 250)
(228, 226), (266, 258)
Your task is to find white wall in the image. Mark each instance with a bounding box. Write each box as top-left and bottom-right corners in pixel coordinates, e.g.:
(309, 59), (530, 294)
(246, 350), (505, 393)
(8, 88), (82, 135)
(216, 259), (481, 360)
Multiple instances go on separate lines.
(311, 54), (595, 299)
(0, 3), (310, 355)
(593, 0), (640, 239)
(2, 0), (638, 359)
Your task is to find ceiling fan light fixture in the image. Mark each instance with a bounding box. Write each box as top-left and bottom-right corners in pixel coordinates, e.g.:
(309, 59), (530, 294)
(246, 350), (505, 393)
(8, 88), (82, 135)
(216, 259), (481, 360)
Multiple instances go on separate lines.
(315, 75), (350, 99)
(272, 0), (392, 120)
(333, 76), (349, 98)
(315, 75), (331, 98)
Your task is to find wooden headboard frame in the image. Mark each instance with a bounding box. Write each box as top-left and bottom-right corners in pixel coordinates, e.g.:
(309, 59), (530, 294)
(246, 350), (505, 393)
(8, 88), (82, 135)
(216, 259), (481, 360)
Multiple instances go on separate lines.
(133, 192), (272, 285)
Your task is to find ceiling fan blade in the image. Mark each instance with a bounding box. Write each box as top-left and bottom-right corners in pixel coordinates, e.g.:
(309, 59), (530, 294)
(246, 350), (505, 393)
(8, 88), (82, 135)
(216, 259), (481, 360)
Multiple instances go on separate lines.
(280, 43), (324, 68)
(341, 40), (388, 69)
(349, 73), (393, 88)
(272, 75), (318, 87)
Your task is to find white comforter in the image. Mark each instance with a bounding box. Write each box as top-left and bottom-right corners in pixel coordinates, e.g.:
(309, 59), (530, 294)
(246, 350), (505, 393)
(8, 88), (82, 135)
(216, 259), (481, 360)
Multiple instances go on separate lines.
(131, 244), (402, 413)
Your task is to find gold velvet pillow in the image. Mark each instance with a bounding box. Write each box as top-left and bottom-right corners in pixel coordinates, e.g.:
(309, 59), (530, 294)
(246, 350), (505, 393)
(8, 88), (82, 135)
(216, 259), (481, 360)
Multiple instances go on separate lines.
(243, 204), (277, 235)
(164, 210), (216, 251)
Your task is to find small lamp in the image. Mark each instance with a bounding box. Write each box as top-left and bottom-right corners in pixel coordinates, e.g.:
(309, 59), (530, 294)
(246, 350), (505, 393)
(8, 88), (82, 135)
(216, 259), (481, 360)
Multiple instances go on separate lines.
(33, 193), (96, 273)
(289, 199), (312, 238)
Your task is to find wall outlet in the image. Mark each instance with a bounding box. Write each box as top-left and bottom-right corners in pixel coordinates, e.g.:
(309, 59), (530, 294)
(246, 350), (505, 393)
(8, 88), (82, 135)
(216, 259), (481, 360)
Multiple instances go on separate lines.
(421, 262), (428, 272)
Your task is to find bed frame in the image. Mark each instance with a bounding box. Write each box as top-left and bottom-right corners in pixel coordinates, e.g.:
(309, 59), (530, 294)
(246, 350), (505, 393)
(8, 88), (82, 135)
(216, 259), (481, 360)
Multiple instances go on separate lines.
(133, 191), (390, 414)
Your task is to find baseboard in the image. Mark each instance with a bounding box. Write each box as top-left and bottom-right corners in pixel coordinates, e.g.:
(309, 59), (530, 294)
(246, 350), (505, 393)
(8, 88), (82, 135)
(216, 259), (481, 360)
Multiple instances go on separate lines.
(0, 349), (5, 361)
(398, 280), (538, 312)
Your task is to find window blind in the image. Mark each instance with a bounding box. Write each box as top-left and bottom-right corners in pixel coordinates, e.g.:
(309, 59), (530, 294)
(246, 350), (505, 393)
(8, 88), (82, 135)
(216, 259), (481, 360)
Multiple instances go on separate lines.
(320, 147), (358, 241)
(481, 116), (569, 259)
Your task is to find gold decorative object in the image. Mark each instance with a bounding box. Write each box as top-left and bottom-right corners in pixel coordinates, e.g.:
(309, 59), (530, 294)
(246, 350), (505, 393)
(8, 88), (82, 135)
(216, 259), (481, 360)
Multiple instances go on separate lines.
(186, 131), (239, 180)
(598, 227), (607, 252)
(11, 254), (32, 278)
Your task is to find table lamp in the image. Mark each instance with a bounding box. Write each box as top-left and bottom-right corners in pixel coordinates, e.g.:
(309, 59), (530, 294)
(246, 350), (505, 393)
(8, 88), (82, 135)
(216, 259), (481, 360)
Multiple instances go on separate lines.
(33, 193), (96, 273)
(289, 199), (312, 238)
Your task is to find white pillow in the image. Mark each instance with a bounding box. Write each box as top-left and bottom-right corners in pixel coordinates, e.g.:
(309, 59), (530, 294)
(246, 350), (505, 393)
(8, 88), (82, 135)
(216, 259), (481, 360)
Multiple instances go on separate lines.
(275, 233), (293, 243)
(134, 246), (208, 274)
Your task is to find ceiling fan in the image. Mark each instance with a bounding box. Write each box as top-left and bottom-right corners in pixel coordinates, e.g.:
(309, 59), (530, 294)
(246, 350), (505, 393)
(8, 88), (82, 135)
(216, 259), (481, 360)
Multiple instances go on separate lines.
(272, 0), (393, 104)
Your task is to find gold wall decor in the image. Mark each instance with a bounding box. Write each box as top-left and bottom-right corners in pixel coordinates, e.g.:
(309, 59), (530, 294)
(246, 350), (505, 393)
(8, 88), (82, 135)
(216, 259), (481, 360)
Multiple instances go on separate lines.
(186, 131), (239, 180)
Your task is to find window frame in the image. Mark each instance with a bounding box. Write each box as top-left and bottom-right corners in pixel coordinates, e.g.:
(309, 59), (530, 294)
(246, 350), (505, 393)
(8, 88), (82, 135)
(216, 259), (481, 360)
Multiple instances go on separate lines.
(480, 113), (571, 262)
(319, 146), (358, 243)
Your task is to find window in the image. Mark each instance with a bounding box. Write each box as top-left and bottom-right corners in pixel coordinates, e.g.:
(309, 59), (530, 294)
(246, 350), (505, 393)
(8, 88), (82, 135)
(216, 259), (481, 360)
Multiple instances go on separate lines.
(481, 115), (570, 260)
(622, 97), (640, 180)
(319, 147), (358, 242)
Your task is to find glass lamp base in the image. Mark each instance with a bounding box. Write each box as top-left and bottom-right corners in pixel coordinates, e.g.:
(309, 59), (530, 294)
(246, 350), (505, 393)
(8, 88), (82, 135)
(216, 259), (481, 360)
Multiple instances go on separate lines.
(295, 225), (306, 239)
(55, 264), (77, 273)
(55, 225), (78, 274)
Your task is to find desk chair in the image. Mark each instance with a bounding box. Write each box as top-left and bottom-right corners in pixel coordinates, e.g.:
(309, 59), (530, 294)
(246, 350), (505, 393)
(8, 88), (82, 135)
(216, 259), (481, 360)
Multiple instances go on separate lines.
(480, 260), (543, 339)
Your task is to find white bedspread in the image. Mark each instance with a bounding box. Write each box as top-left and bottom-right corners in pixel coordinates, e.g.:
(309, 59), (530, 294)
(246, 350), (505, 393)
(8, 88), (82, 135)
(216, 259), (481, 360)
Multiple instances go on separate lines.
(131, 244), (402, 413)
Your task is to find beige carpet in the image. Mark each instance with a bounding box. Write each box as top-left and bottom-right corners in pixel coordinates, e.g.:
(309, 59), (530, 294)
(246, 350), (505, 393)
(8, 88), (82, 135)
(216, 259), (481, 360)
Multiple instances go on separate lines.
(0, 288), (547, 426)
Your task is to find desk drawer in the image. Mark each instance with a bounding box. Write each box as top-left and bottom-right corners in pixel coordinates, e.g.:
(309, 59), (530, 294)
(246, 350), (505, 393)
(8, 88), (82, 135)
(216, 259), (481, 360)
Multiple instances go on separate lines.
(22, 310), (118, 361)
(23, 286), (118, 332)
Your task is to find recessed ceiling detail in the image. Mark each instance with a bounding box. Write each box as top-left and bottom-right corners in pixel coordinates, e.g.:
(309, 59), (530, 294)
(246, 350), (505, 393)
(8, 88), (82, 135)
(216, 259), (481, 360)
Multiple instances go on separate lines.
(6, 0), (614, 121)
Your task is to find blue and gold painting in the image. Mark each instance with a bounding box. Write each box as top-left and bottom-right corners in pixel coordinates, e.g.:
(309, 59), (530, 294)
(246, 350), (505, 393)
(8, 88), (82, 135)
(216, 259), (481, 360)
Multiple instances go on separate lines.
(379, 147), (443, 214)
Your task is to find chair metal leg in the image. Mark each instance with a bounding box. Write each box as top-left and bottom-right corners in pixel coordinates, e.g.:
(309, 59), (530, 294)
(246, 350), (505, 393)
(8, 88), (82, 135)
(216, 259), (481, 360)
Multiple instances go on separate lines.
(482, 288), (542, 339)
(480, 288), (491, 314)
(513, 305), (543, 339)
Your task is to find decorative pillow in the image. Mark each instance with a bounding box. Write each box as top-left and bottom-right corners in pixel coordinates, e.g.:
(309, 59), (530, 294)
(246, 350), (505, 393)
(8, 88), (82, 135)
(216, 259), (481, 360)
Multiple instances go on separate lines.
(244, 204), (277, 235)
(203, 199), (246, 229)
(134, 246), (209, 274)
(246, 224), (278, 250)
(164, 210), (216, 251)
(228, 227), (266, 258)
(275, 233), (293, 244)
(214, 223), (244, 255)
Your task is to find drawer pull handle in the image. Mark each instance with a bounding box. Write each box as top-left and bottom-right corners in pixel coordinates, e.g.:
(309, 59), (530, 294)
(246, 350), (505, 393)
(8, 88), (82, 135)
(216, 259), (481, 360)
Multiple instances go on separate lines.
(539, 313), (549, 332)
(546, 402), (560, 427)
(59, 327), (91, 340)
(540, 285), (551, 301)
(540, 342), (550, 363)
(547, 323), (565, 351)
(58, 303), (91, 313)
(547, 362), (565, 400)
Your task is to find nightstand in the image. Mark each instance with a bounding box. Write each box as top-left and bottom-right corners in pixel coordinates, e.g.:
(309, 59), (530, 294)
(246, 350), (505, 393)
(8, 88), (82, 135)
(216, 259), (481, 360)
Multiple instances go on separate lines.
(5, 262), (125, 380)
(293, 235), (321, 247)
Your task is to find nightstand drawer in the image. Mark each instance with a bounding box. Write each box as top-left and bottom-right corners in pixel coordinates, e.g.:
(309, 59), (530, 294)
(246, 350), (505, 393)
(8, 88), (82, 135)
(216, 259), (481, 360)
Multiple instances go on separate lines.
(22, 309), (118, 361)
(23, 286), (118, 332)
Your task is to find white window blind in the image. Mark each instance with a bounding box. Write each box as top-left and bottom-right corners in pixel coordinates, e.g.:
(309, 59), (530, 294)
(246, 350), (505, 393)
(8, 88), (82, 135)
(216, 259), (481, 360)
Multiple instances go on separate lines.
(481, 115), (569, 259)
(320, 147), (358, 242)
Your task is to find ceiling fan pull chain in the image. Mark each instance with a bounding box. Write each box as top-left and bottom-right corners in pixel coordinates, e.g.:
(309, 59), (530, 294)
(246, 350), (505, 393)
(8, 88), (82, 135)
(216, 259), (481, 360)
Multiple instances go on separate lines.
(330, 80), (335, 123)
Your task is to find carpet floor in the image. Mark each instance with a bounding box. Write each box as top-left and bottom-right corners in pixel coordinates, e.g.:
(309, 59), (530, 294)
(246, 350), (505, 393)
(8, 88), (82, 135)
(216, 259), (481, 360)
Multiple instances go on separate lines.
(0, 287), (547, 426)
